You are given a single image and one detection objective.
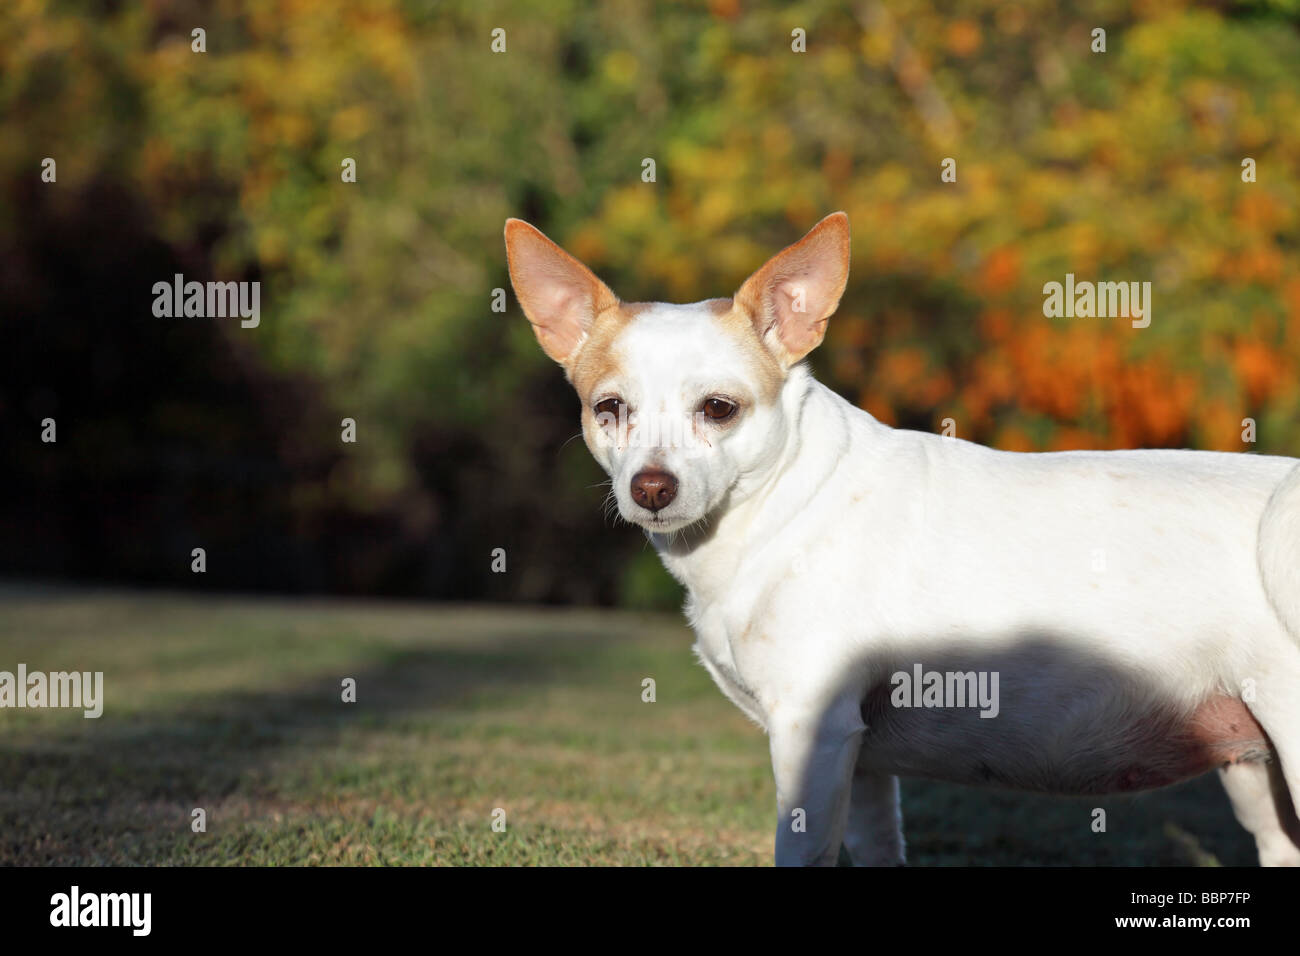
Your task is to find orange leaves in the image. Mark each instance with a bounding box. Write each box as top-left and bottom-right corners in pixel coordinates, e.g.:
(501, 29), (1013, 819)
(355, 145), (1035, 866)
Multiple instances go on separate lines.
(1232, 339), (1288, 406)
(979, 246), (1021, 296)
(1234, 191), (1283, 232)
(874, 345), (953, 408)
(1048, 427), (1101, 452)
(1108, 363), (1198, 448)
(1005, 324), (1084, 421)
(946, 21), (982, 58)
(708, 0), (741, 20)
(946, 308), (1221, 451)
(1219, 244), (1285, 284)
(857, 388), (897, 426)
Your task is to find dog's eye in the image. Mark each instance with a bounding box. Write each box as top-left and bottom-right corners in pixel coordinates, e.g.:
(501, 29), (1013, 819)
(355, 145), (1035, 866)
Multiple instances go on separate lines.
(702, 398), (737, 422)
(594, 397), (624, 419)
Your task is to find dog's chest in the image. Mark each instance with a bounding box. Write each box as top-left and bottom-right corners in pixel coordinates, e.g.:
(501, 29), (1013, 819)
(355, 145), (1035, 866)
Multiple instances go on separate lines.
(689, 605), (767, 728)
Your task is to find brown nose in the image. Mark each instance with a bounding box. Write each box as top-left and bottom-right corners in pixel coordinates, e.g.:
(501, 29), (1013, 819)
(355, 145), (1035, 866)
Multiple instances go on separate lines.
(630, 469), (678, 512)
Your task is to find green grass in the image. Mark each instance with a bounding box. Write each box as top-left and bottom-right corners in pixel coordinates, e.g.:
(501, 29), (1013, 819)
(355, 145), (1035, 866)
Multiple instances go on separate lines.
(0, 588), (1259, 865)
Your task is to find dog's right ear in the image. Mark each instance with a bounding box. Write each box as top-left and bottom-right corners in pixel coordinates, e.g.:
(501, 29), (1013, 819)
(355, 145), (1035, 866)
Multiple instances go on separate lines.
(504, 219), (618, 368)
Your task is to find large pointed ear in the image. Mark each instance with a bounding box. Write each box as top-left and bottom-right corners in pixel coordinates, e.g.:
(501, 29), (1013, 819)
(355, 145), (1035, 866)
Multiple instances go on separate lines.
(734, 212), (850, 367)
(504, 219), (618, 368)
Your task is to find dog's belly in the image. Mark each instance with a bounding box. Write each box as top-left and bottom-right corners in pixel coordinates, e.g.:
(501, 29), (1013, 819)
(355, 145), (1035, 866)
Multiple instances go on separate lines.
(860, 691), (1270, 795)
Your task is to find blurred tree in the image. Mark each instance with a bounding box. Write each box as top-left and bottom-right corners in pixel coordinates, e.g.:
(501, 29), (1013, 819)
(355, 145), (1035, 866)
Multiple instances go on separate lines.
(2, 0), (1298, 604)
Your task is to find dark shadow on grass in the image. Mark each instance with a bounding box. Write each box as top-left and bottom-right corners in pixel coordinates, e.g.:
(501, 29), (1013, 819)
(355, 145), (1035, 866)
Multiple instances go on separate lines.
(0, 610), (1281, 865)
(0, 633), (619, 864)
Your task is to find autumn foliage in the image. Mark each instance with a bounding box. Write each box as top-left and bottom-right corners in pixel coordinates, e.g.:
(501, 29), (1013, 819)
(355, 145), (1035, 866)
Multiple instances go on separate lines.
(2, 0), (1299, 603)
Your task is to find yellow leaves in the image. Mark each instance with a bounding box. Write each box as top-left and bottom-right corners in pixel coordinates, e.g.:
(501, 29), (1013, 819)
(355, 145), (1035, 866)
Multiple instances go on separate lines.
(256, 227), (289, 268)
(760, 123), (792, 159)
(711, 235), (765, 286)
(568, 227), (608, 270)
(860, 26), (893, 67)
(995, 425), (1035, 453)
(820, 47), (856, 82)
(694, 191), (737, 233)
(602, 51), (639, 87)
(605, 185), (660, 234)
(1198, 399), (1246, 452)
(330, 107), (371, 142)
(1064, 223), (1102, 277)
(869, 163), (914, 201)
(1236, 114), (1270, 150)
(271, 112), (314, 150)
(362, 22), (417, 93)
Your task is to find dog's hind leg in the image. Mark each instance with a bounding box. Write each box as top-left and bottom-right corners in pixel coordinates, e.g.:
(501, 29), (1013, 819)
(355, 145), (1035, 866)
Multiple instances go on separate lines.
(1254, 462), (1300, 845)
(1239, 662), (1300, 862)
(1218, 759), (1300, 866)
(842, 762), (906, 866)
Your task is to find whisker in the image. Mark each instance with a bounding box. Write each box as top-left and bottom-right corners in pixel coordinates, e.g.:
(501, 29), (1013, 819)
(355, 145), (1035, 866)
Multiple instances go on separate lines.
(558, 431), (586, 453)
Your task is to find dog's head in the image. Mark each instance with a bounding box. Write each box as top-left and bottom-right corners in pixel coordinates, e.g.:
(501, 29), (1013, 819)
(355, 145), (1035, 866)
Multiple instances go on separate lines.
(505, 213), (850, 534)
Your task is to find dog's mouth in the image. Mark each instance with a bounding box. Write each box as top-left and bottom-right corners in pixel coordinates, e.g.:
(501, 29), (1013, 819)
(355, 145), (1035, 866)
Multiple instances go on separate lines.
(630, 507), (699, 535)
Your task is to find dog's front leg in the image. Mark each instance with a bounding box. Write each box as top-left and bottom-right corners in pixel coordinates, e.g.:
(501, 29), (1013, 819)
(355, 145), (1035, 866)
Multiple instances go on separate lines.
(768, 698), (864, 866)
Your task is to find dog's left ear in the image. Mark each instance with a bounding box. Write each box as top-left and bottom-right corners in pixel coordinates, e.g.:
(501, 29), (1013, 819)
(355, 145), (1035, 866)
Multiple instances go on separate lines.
(734, 212), (850, 367)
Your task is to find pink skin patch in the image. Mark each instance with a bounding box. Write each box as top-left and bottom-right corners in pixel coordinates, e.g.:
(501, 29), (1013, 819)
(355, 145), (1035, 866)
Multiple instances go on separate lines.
(1111, 696), (1270, 792)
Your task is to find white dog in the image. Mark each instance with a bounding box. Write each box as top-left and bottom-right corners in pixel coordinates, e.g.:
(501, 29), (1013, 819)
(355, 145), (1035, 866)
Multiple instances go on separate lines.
(505, 212), (1300, 866)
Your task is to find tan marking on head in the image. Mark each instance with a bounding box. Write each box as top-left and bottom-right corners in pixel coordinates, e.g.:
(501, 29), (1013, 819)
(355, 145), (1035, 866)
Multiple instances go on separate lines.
(569, 298), (786, 408)
(618, 301), (657, 319)
(569, 302), (640, 405)
(715, 299), (786, 404)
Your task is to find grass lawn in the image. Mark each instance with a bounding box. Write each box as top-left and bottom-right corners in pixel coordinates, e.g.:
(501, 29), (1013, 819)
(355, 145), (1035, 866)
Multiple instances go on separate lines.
(0, 587), (1257, 865)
